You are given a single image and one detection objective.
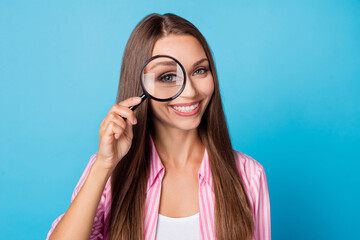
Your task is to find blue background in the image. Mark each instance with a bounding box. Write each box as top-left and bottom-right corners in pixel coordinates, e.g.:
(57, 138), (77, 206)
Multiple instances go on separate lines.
(1, 0), (359, 239)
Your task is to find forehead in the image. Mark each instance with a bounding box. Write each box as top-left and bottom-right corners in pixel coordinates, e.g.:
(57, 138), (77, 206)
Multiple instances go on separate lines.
(151, 34), (207, 67)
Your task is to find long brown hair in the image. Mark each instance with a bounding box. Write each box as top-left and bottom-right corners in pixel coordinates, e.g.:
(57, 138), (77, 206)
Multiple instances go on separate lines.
(109, 13), (254, 240)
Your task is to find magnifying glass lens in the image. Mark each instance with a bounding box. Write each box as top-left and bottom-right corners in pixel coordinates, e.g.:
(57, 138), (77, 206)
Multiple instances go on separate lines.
(141, 56), (185, 100)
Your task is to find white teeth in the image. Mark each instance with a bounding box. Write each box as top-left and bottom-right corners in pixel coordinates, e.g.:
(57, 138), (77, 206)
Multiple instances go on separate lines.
(171, 103), (199, 113)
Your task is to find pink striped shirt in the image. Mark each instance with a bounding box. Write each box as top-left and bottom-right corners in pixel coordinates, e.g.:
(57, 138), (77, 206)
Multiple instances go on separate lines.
(47, 135), (271, 239)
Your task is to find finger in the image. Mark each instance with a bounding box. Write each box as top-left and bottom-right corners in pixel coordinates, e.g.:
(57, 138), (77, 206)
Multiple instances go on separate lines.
(118, 97), (142, 108)
(115, 121), (133, 140)
(102, 112), (127, 131)
(103, 108), (136, 132)
(102, 97), (140, 127)
(110, 104), (138, 124)
(118, 97), (142, 117)
(102, 121), (125, 142)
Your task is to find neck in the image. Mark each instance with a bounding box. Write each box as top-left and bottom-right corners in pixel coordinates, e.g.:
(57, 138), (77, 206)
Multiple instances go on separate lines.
(151, 124), (204, 169)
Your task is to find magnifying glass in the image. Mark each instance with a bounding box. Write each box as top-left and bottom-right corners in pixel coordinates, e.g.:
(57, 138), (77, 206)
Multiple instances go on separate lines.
(122, 55), (187, 119)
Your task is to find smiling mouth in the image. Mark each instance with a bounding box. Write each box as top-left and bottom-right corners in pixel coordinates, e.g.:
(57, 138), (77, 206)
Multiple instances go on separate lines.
(169, 100), (202, 113)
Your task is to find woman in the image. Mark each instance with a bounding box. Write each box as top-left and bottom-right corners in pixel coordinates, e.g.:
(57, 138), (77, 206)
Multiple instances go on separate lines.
(47, 13), (271, 240)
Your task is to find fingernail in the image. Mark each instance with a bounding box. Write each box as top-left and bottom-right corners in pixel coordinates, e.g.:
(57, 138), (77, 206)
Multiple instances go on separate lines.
(134, 97), (141, 102)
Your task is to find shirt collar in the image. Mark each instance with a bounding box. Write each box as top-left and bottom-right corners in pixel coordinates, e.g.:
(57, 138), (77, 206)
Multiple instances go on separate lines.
(146, 134), (165, 193)
(146, 134), (213, 193)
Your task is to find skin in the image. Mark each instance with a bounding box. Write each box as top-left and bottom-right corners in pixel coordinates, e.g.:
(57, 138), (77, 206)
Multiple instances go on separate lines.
(150, 34), (214, 218)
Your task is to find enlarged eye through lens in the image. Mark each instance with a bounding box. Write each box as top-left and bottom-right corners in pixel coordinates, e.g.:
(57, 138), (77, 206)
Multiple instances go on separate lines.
(140, 55), (186, 100)
(125, 55), (187, 113)
(158, 72), (177, 83)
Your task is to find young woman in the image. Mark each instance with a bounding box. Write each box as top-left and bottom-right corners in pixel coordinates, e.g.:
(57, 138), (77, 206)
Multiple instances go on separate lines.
(47, 13), (271, 240)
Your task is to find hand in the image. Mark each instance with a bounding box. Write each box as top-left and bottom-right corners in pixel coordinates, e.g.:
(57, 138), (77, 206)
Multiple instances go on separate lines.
(96, 97), (141, 172)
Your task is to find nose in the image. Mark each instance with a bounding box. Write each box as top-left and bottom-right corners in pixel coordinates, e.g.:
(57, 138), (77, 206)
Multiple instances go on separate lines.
(180, 74), (198, 98)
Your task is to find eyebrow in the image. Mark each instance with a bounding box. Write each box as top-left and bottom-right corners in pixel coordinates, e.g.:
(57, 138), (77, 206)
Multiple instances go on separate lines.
(192, 58), (209, 67)
(147, 58), (209, 71)
(147, 60), (177, 71)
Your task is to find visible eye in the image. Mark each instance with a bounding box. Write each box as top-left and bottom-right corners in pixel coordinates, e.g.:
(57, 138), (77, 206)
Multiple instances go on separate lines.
(158, 73), (177, 82)
(193, 68), (208, 75)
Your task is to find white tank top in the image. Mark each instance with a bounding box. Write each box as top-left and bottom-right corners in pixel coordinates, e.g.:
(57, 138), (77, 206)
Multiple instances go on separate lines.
(155, 212), (201, 240)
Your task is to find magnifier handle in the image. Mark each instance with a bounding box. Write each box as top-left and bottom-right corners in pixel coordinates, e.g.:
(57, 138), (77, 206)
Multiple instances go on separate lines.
(122, 93), (147, 120)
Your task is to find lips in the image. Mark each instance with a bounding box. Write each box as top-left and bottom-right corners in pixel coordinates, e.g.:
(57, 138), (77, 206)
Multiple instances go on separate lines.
(168, 100), (202, 116)
(169, 100), (202, 107)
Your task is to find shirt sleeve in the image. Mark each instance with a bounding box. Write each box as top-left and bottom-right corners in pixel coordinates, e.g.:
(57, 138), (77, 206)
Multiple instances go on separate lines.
(46, 153), (106, 240)
(251, 164), (271, 240)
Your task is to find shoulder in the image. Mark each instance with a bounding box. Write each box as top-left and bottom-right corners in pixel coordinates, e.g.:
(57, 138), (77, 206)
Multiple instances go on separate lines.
(232, 149), (266, 190)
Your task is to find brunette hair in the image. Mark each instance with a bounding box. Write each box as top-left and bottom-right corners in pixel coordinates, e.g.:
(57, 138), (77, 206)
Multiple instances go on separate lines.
(109, 13), (254, 240)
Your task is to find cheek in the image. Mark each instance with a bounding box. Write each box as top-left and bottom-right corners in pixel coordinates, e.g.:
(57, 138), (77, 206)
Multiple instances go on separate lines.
(207, 79), (215, 96)
(197, 76), (214, 97)
(149, 100), (159, 114)
(149, 100), (168, 118)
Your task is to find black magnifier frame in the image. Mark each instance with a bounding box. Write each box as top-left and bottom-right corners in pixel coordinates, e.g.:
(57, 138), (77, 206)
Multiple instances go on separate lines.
(127, 54), (187, 113)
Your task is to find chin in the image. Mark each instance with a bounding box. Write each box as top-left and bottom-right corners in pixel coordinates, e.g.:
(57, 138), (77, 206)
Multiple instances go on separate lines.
(171, 117), (202, 131)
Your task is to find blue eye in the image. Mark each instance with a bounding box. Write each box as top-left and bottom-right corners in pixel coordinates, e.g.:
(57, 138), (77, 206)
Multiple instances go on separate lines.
(158, 73), (177, 82)
(194, 68), (208, 75)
